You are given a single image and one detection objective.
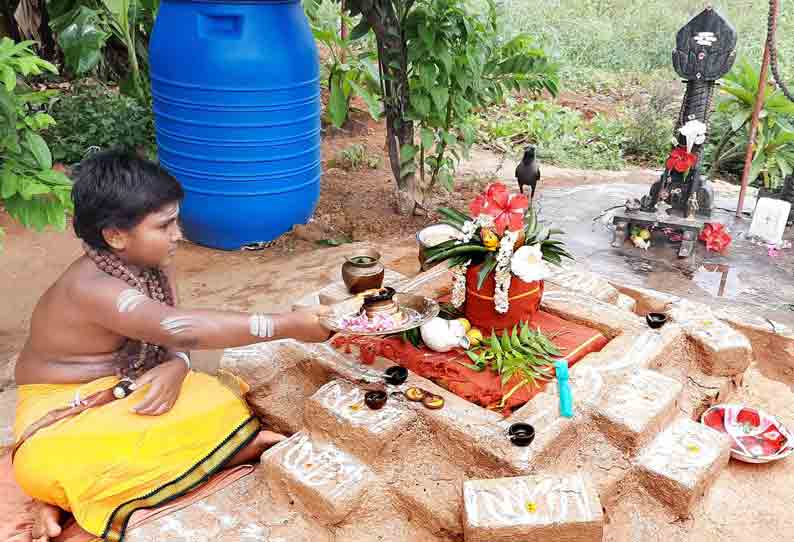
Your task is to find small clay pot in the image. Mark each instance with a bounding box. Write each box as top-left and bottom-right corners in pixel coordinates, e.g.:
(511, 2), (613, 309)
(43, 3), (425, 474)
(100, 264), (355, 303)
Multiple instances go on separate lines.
(384, 366), (408, 386)
(422, 394), (445, 410)
(646, 312), (668, 329)
(342, 248), (385, 294)
(507, 423), (536, 447)
(364, 390), (388, 410)
(405, 387), (426, 402)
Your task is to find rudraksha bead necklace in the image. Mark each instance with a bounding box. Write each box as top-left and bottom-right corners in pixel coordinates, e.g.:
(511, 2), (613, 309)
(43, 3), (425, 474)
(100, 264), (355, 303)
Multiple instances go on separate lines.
(84, 242), (175, 378)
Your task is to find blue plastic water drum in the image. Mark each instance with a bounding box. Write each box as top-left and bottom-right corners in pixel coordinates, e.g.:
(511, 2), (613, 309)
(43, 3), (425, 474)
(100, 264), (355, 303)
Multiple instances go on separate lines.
(149, 0), (321, 250)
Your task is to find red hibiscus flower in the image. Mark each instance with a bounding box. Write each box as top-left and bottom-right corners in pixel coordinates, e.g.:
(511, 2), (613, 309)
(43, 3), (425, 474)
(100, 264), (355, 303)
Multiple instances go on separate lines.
(699, 223), (732, 253)
(666, 147), (698, 173)
(469, 183), (529, 235)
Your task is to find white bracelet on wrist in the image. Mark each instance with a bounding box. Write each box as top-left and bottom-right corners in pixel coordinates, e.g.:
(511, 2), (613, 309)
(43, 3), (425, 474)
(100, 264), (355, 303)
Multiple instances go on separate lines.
(174, 351), (191, 370)
(249, 313), (276, 339)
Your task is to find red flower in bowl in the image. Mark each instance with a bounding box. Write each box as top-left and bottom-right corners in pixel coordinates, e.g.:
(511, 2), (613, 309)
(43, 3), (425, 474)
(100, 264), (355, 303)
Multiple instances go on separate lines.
(699, 223), (732, 253)
(702, 405), (793, 463)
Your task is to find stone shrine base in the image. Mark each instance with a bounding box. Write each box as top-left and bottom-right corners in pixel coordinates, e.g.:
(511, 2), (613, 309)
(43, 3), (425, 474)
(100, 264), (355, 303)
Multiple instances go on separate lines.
(3, 264), (793, 542)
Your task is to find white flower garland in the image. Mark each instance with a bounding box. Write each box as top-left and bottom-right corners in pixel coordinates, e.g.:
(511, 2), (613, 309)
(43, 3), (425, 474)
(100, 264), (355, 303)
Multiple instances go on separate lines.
(494, 230), (519, 313)
(451, 260), (469, 308)
(458, 215), (495, 244)
(459, 220), (477, 243)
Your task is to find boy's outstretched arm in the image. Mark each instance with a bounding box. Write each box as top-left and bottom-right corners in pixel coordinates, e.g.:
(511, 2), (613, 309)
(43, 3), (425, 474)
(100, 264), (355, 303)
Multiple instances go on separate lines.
(73, 274), (331, 352)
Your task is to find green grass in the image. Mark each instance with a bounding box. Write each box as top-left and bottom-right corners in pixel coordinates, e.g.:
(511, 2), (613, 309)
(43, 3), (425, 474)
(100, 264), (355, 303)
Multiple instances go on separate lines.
(475, 98), (628, 169)
(497, 0), (794, 90)
(465, 0), (794, 171)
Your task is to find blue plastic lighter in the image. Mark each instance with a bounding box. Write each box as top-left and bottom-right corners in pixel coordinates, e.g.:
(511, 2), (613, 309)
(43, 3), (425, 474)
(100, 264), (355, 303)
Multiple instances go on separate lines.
(555, 360), (574, 418)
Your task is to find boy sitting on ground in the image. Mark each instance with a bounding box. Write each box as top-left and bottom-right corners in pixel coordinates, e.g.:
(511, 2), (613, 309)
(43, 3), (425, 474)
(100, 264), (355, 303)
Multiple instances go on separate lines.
(13, 150), (331, 542)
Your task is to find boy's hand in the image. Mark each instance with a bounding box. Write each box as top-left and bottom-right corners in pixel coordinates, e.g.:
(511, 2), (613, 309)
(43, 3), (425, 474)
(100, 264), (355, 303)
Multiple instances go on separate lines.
(132, 359), (189, 415)
(288, 305), (333, 343)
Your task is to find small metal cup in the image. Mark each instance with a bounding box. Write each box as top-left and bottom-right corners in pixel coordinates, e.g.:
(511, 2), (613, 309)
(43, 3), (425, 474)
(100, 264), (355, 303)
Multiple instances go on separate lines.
(364, 390), (388, 410)
(506, 423), (536, 447)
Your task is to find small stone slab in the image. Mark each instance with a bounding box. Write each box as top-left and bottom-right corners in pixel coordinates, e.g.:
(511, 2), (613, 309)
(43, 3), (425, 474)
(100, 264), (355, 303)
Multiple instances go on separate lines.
(577, 326), (685, 376)
(542, 290), (644, 337)
(613, 284), (681, 315)
(127, 467), (334, 542)
(463, 474), (604, 542)
(262, 432), (371, 524)
(304, 380), (417, 458)
(615, 293), (637, 313)
(636, 417), (731, 517)
(593, 369), (683, 452)
(688, 323), (752, 376)
(221, 340), (338, 434)
(612, 209), (706, 231)
(668, 301), (752, 376)
(549, 268), (620, 304)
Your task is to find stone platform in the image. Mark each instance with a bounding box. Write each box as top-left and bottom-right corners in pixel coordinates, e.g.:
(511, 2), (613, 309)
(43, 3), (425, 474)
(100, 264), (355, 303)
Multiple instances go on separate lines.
(122, 264), (769, 541)
(611, 209), (707, 258)
(4, 264), (790, 541)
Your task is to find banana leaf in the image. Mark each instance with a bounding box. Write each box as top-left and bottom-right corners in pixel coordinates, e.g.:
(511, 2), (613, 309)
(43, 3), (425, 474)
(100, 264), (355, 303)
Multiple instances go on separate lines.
(424, 244), (490, 265)
(476, 252), (498, 289)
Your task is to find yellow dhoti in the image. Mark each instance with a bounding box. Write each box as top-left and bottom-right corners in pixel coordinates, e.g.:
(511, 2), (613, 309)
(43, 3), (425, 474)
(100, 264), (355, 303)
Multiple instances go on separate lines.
(12, 371), (259, 542)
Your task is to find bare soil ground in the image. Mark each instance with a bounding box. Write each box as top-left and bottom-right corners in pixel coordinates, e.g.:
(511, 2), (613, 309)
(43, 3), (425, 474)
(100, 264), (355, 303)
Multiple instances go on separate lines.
(0, 95), (657, 382)
(2, 93), (794, 542)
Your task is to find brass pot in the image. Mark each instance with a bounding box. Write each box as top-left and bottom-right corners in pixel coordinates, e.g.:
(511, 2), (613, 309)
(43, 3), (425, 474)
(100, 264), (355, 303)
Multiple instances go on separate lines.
(342, 248), (385, 294)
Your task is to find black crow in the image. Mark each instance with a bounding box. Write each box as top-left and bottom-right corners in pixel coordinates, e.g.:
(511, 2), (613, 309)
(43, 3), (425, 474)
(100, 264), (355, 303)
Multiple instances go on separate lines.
(516, 145), (540, 199)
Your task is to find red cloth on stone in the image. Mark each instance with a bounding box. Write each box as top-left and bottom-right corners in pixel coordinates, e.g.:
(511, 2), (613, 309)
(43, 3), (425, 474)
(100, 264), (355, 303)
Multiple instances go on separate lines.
(332, 310), (608, 415)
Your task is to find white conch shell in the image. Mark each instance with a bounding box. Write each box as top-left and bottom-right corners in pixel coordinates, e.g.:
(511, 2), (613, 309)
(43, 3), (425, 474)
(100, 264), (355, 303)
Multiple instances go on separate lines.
(420, 317), (471, 352)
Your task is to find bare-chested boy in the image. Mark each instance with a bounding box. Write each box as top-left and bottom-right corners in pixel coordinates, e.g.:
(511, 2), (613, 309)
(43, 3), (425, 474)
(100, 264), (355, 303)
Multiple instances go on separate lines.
(13, 151), (331, 542)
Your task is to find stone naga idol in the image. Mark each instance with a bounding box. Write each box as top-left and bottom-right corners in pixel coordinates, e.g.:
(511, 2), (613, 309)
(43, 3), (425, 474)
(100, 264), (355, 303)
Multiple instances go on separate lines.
(641, 7), (737, 218)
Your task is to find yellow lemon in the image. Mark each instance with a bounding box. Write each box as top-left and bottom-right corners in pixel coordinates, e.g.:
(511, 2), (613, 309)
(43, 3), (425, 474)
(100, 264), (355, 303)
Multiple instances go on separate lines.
(457, 318), (472, 333)
(466, 328), (484, 347)
(639, 229), (651, 240)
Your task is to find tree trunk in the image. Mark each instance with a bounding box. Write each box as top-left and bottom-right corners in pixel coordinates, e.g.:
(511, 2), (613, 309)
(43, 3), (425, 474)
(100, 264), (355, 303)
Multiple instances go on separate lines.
(380, 40), (419, 213)
(362, 0), (421, 215)
(384, 78), (419, 214)
(1, 0), (22, 42)
(36, 0), (55, 60)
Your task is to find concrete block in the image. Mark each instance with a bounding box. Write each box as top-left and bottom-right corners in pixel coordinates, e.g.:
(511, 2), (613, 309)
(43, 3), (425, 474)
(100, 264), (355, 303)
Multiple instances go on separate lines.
(304, 379), (416, 458)
(593, 369), (683, 452)
(636, 417), (731, 517)
(262, 432), (371, 525)
(463, 473), (604, 542)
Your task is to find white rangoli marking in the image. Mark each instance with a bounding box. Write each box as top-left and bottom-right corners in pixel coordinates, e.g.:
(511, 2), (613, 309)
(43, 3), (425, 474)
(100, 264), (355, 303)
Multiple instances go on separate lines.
(465, 474), (594, 527)
(319, 381), (405, 433)
(280, 433), (367, 498)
